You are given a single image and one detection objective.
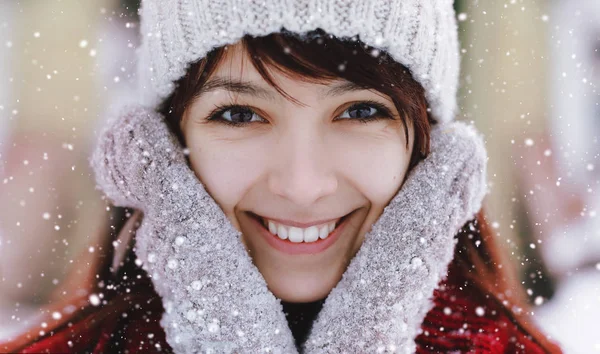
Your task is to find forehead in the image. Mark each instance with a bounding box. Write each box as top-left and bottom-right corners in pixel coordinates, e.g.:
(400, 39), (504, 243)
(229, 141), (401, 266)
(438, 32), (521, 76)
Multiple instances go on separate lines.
(200, 40), (391, 106)
(215, 42), (259, 78)
(212, 41), (334, 94)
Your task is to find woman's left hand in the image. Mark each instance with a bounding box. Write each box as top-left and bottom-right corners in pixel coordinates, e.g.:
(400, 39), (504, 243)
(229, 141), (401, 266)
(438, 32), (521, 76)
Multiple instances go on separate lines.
(303, 122), (488, 353)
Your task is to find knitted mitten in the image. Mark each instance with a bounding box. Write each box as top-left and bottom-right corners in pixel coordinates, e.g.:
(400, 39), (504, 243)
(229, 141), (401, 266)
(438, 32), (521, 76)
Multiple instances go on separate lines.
(303, 122), (487, 353)
(91, 105), (297, 354)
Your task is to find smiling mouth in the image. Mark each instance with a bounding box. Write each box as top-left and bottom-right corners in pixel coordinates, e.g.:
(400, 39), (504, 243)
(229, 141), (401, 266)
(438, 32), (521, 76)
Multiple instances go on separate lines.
(247, 211), (353, 244)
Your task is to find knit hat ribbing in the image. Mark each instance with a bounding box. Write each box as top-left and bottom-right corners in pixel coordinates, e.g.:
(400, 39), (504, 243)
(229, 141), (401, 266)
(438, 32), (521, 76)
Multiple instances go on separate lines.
(137, 0), (460, 124)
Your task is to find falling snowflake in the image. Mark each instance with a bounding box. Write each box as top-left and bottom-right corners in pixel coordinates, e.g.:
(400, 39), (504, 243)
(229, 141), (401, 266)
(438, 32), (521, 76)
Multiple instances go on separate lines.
(89, 294), (101, 306)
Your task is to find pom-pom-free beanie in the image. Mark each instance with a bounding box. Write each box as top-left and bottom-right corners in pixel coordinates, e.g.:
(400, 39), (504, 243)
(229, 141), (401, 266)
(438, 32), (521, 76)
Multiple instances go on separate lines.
(137, 0), (460, 124)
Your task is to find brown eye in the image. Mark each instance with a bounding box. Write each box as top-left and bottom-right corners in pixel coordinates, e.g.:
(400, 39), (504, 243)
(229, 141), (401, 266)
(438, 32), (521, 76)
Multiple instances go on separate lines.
(336, 101), (393, 122)
(339, 103), (378, 119)
(206, 105), (267, 126)
(221, 106), (261, 123)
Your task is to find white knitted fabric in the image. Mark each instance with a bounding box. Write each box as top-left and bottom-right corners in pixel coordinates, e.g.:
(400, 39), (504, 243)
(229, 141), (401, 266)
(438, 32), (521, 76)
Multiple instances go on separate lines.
(137, 0), (460, 123)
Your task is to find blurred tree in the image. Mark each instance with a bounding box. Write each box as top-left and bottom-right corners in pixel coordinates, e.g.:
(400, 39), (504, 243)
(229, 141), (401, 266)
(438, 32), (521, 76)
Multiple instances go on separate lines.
(457, 0), (554, 305)
(0, 0), (109, 311)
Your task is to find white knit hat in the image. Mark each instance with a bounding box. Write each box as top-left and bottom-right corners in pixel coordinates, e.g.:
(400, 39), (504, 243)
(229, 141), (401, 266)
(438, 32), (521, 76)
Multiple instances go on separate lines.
(137, 0), (460, 124)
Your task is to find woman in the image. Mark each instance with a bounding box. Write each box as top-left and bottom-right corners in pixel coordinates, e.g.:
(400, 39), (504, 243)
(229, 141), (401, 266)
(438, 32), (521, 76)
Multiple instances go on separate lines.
(1, 0), (562, 353)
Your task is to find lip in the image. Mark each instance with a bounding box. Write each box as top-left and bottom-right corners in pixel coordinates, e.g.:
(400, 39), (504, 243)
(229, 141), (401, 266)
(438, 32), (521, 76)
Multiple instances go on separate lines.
(247, 211), (354, 255)
(257, 216), (342, 229)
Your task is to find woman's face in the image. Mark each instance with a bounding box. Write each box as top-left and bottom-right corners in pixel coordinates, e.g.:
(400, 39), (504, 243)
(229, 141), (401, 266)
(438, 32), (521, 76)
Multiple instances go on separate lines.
(181, 42), (414, 302)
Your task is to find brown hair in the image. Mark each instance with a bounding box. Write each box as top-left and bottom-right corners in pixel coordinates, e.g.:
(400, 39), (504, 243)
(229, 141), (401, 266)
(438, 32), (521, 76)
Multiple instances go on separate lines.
(159, 29), (561, 352)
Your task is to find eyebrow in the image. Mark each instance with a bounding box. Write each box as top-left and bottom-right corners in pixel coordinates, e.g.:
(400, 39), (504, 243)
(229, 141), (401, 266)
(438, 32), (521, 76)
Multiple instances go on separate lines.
(194, 77), (369, 102)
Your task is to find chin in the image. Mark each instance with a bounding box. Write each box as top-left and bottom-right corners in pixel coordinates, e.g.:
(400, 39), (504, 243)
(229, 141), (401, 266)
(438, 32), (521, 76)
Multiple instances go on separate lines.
(263, 269), (342, 303)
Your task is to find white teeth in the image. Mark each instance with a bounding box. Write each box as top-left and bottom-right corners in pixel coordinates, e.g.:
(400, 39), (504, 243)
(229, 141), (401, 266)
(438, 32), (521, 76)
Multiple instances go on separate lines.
(288, 227), (304, 243)
(277, 224), (288, 240)
(318, 225), (329, 239)
(262, 217), (342, 243)
(304, 226), (319, 243)
(268, 221), (277, 235)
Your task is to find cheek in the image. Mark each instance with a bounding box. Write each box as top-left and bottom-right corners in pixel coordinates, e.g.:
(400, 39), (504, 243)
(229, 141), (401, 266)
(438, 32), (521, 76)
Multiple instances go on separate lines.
(332, 128), (411, 204)
(185, 130), (268, 214)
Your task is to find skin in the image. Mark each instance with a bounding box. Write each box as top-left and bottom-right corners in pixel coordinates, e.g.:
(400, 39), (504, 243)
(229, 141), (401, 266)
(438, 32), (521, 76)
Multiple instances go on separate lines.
(181, 42), (414, 303)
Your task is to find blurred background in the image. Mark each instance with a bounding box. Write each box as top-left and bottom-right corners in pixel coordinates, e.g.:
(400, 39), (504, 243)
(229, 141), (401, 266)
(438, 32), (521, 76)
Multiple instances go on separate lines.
(0, 0), (598, 352)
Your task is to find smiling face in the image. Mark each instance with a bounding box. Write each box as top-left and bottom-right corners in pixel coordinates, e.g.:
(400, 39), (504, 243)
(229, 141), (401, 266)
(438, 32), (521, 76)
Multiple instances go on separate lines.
(179, 41), (416, 303)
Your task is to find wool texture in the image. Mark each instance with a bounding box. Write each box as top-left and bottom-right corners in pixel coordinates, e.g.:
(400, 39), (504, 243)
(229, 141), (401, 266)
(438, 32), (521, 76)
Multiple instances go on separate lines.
(90, 104), (487, 353)
(137, 0), (460, 124)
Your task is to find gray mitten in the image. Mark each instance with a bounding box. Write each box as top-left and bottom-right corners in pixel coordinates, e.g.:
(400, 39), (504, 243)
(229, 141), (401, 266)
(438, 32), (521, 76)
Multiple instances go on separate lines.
(91, 105), (297, 353)
(303, 122), (487, 353)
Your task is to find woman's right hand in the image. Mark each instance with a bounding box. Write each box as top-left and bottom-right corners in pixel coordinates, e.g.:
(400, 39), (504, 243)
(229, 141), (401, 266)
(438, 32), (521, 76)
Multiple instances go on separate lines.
(91, 105), (298, 353)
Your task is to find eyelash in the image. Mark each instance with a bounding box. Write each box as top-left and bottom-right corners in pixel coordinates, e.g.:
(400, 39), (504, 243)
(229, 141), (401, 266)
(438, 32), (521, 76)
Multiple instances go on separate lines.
(205, 100), (395, 127)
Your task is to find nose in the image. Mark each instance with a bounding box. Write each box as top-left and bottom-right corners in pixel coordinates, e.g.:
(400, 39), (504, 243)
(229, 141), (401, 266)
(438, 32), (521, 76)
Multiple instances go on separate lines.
(268, 130), (338, 208)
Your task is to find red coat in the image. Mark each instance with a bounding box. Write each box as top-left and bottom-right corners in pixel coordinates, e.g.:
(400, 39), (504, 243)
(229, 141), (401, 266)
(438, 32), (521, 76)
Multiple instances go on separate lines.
(2, 254), (554, 354)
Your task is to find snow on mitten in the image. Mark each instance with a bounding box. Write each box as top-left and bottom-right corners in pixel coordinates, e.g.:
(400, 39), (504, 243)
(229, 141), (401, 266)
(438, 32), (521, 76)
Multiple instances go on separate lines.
(91, 105), (298, 353)
(303, 122), (488, 353)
